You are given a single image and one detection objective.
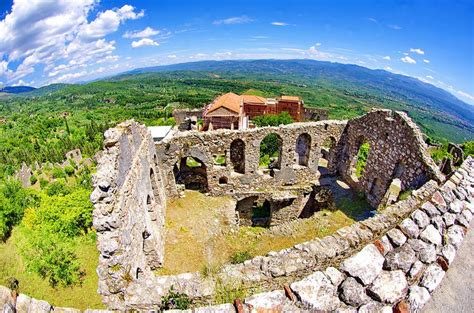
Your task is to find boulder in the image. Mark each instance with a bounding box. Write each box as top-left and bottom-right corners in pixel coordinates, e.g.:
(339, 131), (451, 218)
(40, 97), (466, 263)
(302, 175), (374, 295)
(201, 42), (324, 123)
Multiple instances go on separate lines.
(324, 266), (345, 287)
(408, 261), (424, 279)
(398, 218), (420, 239)
(408, 286), (431, 312)
(411, 210), (430, 228)
(290, 271), (340, 311)
(245, 290), (288, 312)
(340, 244), (384, 285)
(384, 244), (417, 272)
(420, 264), (445, 292)
(368, 270), (408, 304)
(443, 213), (456, 227)
(386, 229), (407, 247)
(447, 225), (465, 248)
(419, 225), (442, 246)
(441, 244), (456, 264)
(339, 277), (371, 306)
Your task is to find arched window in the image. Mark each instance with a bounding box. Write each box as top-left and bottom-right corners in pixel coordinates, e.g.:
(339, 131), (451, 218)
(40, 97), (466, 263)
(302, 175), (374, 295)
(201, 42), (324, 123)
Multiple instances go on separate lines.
(259, 133), (283, 175)
(230, 139), (245, 174)
(296, 133), (311, 166)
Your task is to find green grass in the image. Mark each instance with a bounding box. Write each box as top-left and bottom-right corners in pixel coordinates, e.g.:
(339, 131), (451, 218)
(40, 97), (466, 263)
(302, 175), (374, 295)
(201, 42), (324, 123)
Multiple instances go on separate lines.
(0, 229), (104, 310)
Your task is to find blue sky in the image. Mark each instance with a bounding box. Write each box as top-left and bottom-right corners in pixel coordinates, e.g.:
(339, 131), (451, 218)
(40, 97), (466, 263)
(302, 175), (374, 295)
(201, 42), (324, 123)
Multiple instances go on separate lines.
(0, 0), (473, 105)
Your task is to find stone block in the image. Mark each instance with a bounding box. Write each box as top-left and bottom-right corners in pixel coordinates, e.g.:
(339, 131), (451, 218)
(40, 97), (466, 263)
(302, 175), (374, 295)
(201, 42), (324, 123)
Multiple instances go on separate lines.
(339, 244), (384, 285)
(367, 270), (408, 304)
(290, 271), (340, 311)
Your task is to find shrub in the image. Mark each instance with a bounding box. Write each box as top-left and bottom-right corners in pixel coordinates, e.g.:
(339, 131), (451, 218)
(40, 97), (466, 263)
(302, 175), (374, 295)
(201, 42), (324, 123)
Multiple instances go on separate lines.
(29, 175), (38, 185)
(64, 165), (75, 176)
(0, 179), (37, 241)
(39, 178), (49, 189)
(161, 286), (191, 310)
(253, 112), (294, 127)
(52, 167), (66, 179)
(46, 180), (71, 196)
(230, 251), (252, 264)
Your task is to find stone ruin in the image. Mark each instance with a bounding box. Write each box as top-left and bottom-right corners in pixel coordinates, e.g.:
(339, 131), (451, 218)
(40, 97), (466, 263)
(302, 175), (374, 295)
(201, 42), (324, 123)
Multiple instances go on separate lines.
(86, 108), (473, 312)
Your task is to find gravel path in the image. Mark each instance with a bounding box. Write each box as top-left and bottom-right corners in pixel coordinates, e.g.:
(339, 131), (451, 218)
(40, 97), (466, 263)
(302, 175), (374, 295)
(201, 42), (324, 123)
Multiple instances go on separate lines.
(423, 219), (474, 313)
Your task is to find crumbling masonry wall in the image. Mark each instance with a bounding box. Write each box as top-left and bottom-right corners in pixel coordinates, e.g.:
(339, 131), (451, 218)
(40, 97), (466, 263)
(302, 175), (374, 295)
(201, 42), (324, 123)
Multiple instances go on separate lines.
(156, 120), (347, 197)
(90, 121), (166, 309)
(336, 109), (444, 207)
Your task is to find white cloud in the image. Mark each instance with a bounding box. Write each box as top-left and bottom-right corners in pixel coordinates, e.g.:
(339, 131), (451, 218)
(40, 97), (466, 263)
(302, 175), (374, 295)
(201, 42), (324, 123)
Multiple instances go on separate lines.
(383, 56), (391, 60)
(367, 17), (378, 23)
(78, 5), (144, 40)
(167, 55), (177, 59)
(384, 66), (393, 71)
(271, 22), (288, 26)
(96, 55), (120, 64)
(0, 1), (143, 84)
(131, 38), (159, 48)
(410, 48), (425, 55)
(52, 70), (88, 83)
(456, 90), (474, 102)
(423, 59), (430, 64)
(400, 56), (416, 64)
(426, 75), (434, 80)
(0, 61), (9, 76)
(388, 24), (402, 30)
(123, 26), (160, 38)
(213, 16), (252, 25)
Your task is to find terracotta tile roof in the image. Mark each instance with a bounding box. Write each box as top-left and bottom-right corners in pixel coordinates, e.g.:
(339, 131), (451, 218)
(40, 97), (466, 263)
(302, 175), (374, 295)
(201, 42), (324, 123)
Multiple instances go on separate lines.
(242, 95), (267, 105)
(280, 95), (301, 102)
(207, 92), (242, 114)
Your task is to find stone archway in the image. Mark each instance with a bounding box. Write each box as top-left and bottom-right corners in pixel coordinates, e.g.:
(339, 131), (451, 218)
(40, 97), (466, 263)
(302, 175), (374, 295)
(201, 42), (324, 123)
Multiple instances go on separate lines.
(173, 156), (208, 192)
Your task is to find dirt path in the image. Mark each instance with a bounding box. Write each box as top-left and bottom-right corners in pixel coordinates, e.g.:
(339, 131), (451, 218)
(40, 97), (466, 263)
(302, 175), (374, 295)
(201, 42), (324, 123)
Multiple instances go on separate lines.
(422, 219), (474, 312)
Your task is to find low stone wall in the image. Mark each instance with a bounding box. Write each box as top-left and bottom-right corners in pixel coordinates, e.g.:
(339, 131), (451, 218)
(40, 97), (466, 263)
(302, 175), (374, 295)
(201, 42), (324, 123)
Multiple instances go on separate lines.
(0, 286), (111, 313)
(171, 156), (473, 312)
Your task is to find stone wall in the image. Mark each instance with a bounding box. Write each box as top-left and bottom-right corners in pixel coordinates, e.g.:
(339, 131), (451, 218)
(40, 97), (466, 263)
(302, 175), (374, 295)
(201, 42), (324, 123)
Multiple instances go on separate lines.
(166, 156), (474, 313)
(156, 119), (347, 198)
(336, 109), (444, 207)
(90, 120), (167, 309)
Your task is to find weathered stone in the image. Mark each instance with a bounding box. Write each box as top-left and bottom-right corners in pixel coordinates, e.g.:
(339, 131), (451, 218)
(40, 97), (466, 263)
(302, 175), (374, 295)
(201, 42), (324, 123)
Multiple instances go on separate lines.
(431, 216), (445, 233)
(411, 210), (430, 228)
(408, 286), (430, 312)
(340, 277), (371, 306)
(420, 264), (445, 292)
(421, 202), (440, 217)
(449, 199), (464, 213)
(419, 225), (442, 246)
(409, 261), (424, 279)
(431, 191), (447, 212)
(446, 225), (465, 248)
(456, 212), (470, 227)
(336, 305), (358, 313)
(340, 244), (384, 285)
(290, 271), (340, 311)
(29, 298), (52, 313)
(386, 228), (407, 247)
(441, 244), (456, 264)
(379, 235), (393, 255)
(358, 301), (384, 313)
(52, 308), (82, 313)
(325, 266), (345, 287)
(443, 213), (456, 227)
(398, 218), (420, 239)
(244, 290), (288, 312)
(384, 244), (417, 272)
(368, 270), (408, 304)
(407, 239), (436, 263)
(15, 294), (32, 312)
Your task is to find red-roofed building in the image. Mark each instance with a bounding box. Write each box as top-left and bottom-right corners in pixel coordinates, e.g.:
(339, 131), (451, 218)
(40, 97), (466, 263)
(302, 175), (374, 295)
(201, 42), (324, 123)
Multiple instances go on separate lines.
(203, 93), (326, 130)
